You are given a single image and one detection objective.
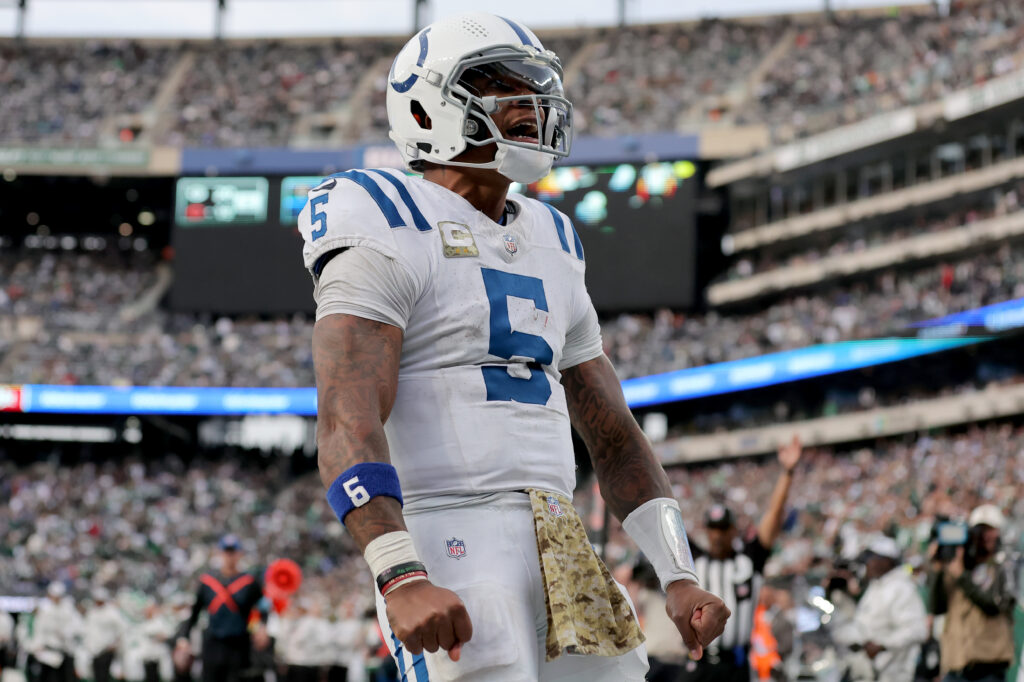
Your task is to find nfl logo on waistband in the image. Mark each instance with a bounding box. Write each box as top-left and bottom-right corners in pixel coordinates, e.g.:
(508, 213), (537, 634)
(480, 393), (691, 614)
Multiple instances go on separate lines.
(503, 233), (518, 256)
(546, 496), (564, 517)
(445, 537), (467, 559)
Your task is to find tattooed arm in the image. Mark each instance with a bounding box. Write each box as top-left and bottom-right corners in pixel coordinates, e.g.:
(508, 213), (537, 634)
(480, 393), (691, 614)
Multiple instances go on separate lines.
(560, 353), (671, 520)
(313, 311), (472, 658)
(313, 313), (405, 551)
(562, 353), (730, 656)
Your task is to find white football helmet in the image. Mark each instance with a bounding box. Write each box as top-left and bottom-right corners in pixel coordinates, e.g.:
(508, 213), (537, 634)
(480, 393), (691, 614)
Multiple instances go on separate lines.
(386, 12), (573, 183)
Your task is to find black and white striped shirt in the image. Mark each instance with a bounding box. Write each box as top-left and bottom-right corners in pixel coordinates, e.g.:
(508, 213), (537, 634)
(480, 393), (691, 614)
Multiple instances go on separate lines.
(691, 536), (770, 653)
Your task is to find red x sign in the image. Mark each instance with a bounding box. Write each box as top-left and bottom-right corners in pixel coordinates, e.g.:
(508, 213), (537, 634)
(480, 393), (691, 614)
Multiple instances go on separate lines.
(200, 573), (254, 614)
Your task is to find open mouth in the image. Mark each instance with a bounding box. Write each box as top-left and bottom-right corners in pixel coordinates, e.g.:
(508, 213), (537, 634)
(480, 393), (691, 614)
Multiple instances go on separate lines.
(505, 119), (539, 143)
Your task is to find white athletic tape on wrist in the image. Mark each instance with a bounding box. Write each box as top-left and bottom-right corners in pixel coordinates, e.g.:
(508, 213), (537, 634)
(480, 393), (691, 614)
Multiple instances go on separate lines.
(363, 531), (423, 581)
(622, 497), (700, 593)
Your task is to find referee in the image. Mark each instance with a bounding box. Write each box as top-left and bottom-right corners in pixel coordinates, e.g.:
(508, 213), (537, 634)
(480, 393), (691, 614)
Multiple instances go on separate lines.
(680, 436), (803, 682)
(176, 535), (268, 682)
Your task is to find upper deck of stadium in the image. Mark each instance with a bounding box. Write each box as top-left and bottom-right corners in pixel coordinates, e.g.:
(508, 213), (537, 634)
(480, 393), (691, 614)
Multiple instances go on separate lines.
(1, 0), (1021, 150)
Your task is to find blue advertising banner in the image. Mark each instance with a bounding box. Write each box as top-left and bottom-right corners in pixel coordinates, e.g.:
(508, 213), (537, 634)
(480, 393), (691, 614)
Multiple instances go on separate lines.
(912, 296), (1024, 334)
(619, 336), (983, 408)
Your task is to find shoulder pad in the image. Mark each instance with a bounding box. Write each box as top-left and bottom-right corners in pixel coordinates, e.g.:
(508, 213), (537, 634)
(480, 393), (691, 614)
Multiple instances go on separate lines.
(299, 168), (432, 276)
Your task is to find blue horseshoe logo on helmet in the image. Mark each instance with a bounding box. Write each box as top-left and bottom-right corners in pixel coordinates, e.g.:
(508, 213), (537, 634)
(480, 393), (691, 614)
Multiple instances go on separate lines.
(389, 28), (431, 93)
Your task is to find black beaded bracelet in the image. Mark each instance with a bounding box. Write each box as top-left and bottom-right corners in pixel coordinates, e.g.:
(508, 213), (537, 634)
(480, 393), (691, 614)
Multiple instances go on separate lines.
(376, 561), (427, 593)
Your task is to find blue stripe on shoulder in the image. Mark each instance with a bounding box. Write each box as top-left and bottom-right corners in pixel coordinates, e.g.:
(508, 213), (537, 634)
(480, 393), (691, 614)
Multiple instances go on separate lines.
(568, 219), (584, 260)
(411, 652), (429, 680)
(365, 169), (432, 232)
(542, 202), (571, 254)
(542, 202), (583, 260)
(327, 170), (404, 228)
(498, 16), (536, 47)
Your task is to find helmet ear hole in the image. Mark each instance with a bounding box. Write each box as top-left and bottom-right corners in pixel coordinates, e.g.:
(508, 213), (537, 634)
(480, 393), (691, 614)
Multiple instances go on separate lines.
(410, 100), (432, 130)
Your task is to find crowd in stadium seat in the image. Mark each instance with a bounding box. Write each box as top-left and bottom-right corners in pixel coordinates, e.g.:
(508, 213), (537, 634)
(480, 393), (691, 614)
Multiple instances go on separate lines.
(737, 0), (1024, 142)
(4, 2), (1024, 147)
(0, 41), (180, 146)
(161, 39), (398, 148)
(0, 248), (159, 333)
(2, 238), (1022, 385)
(604, 241), (1024, 379)
(568, 20), (784, 137)
(4, 421), (1021, 608)
(0, 454), (368, 604)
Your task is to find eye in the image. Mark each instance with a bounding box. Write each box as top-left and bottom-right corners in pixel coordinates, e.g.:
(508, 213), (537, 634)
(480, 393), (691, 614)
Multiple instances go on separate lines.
(490, 79), (518, 94)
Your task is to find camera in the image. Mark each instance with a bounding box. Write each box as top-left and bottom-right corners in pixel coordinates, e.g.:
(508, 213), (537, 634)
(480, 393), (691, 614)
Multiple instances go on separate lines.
(933, 520), (969, 562)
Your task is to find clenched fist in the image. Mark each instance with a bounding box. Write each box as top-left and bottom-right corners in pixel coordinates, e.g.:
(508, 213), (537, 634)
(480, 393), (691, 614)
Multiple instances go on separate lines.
(385, 580), (473, 661)
(665, 579), (731, 659)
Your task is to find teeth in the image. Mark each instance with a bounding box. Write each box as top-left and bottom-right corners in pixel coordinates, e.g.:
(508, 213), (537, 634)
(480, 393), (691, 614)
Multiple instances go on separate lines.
(510, 121), (538, 137)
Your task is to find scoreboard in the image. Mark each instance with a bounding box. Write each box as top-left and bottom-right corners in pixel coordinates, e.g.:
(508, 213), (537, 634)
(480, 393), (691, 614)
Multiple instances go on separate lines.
(174, 177), (269, 226)
(170, 164), (700, 314)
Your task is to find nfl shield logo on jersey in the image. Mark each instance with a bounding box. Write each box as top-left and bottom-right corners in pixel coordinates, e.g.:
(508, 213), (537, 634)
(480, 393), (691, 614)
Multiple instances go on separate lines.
(546, 496), (564, 517)
(445, 537), (467, 559)
(502, 233), (518, 257)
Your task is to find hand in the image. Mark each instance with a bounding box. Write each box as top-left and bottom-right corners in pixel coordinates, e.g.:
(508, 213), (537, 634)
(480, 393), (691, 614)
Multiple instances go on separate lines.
(385, 580), (473, 662)
(252, 626), (270, 651)
(172, 638), (192, 672)
(946, 546), (965, 579)
(864, 641), (884, 659)
(777, 435), (802, 472)
(665, 579), (731, 660)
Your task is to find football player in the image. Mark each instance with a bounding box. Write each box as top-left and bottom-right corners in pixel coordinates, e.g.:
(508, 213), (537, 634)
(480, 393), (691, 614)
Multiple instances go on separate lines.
(301, 12), (730, 681)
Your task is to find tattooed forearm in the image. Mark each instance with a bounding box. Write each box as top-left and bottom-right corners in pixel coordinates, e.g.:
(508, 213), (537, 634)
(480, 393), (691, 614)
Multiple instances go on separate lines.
(561, 354), (672, 520)
(313, 313), (406, 550)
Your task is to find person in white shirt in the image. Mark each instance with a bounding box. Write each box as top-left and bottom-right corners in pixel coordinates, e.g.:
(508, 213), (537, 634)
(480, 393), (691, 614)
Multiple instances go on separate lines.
(277, 599), (324, 682)
(330, 600), (367, 682)
(140, 603), (176, 682)
(29, 582), (81, 682)
(82, 587), (125, 682)
(833, 536), (929, 682)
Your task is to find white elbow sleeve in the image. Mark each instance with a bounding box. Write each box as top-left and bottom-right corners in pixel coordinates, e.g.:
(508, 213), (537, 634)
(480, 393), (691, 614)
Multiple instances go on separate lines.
(621, 497), (700, 592)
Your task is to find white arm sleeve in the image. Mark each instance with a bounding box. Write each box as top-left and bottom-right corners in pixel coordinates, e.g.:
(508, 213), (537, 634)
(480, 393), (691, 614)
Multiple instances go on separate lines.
(622, 497), (700, 592)
(314, 247), (421, 330)
(559, 288), (603, 370)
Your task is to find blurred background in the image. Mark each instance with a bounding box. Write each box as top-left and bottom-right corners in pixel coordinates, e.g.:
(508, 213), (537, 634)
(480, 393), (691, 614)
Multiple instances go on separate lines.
(1, 0), (1024, 681)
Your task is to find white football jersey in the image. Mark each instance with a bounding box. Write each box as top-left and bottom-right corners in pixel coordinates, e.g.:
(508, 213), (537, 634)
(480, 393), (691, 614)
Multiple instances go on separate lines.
(299, 168), (602, 509)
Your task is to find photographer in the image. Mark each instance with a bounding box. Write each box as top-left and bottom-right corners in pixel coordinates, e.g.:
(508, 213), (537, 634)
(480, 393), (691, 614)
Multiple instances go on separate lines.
(832, 536), (928, 682)
(929, 505), (1017, 682)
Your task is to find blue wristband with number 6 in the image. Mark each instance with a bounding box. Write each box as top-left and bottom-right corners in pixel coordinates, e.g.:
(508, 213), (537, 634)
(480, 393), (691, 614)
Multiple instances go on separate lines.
(326, 462), (404, 524)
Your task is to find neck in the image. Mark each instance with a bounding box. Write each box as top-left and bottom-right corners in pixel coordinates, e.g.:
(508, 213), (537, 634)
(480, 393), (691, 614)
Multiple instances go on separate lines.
(424, 164), (510, 223)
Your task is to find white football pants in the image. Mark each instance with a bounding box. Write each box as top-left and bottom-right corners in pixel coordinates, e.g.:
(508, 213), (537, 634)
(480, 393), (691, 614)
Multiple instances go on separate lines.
(374, 492), (648, 681)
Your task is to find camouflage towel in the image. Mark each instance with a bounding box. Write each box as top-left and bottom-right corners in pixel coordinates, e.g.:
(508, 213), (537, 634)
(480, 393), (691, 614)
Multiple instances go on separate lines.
(527, 488), (645, 661)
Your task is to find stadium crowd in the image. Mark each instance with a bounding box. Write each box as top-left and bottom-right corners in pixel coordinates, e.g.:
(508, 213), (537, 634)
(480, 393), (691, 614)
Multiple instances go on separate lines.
(163, 39), (397, 148)
(742, 0), (1024, 142)
(1, 420), (1021, 679)
(0, 41), (180, 146)
(1, 235), (1022, 386)
(3, 1), (1024, 147)
(604, 240), (1024, 378)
